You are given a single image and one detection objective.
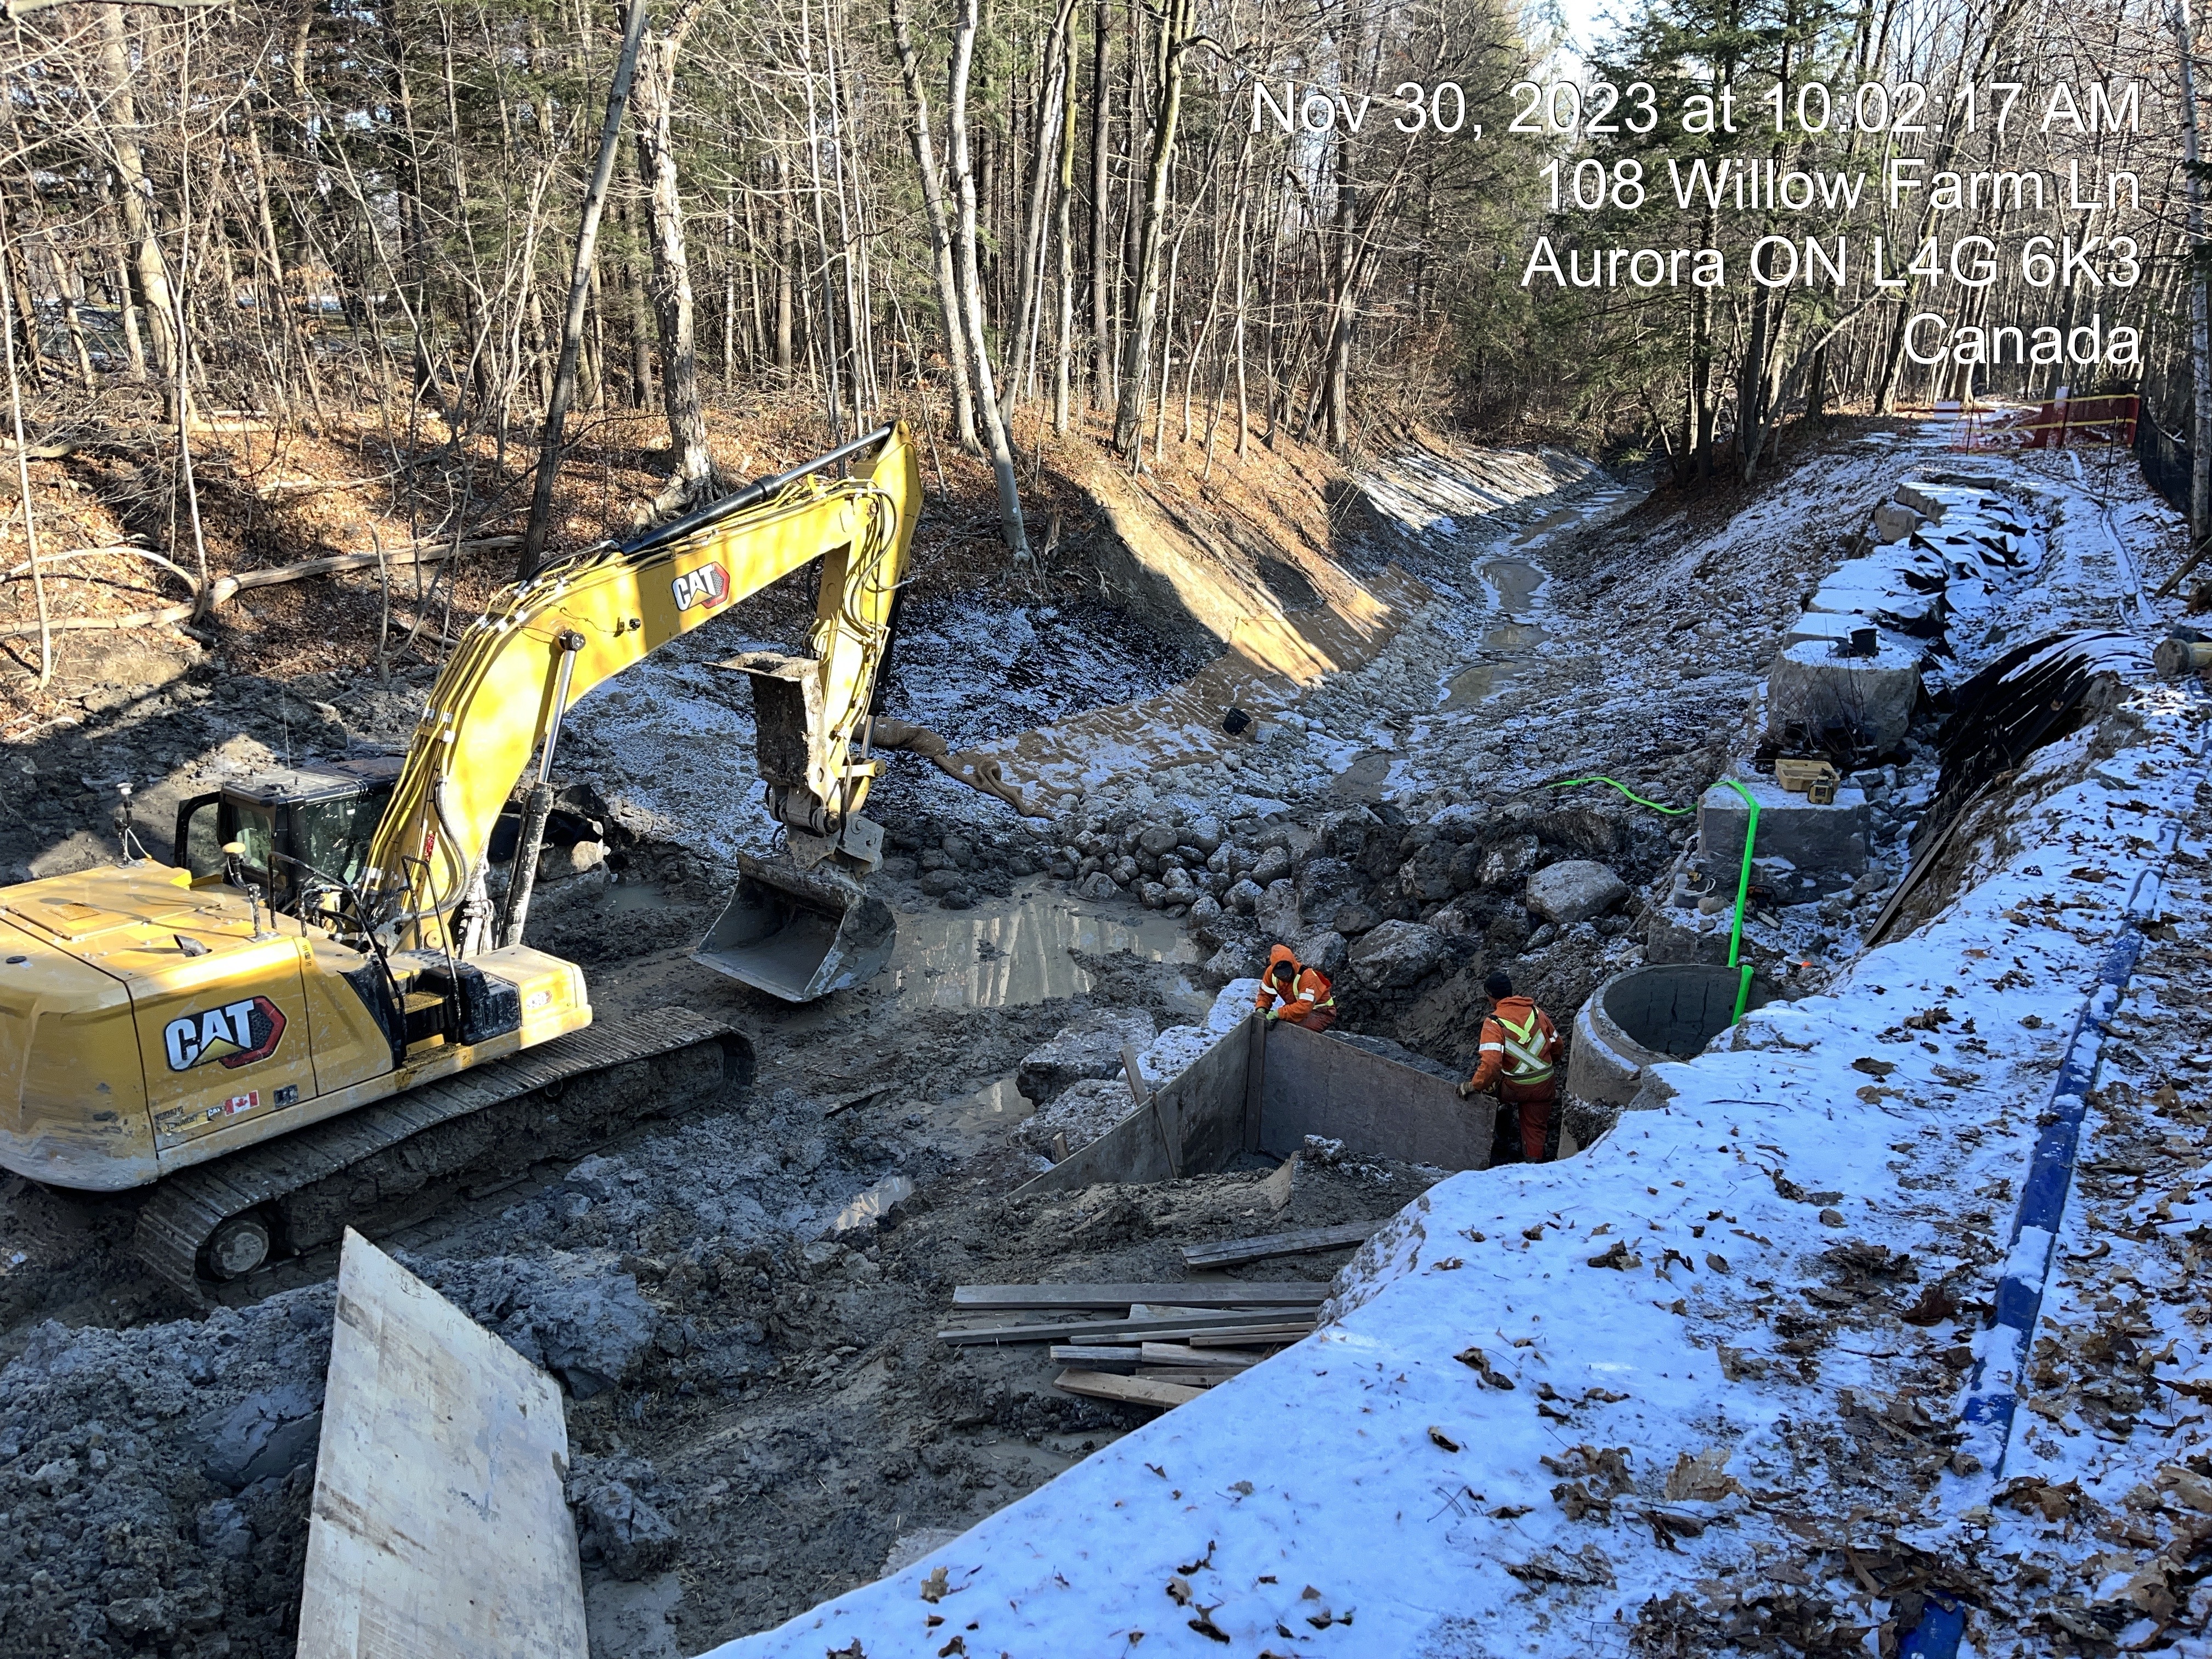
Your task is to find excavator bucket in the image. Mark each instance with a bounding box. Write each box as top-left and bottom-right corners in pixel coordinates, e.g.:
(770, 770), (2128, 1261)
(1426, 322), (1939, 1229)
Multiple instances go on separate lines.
(693, 851), (896, 1002)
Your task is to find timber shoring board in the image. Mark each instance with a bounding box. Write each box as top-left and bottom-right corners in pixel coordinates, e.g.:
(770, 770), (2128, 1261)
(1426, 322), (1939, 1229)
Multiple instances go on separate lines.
(296, 1229), (586, 1658)
(939, 1310), (1316, 1346)
(1052, 1368), (1202, 1409)
(1188, 1324), (1313, 1346)
(1139, 1342), (1261, 1368)
(1259, 1019), (1492, 1169)
(1048, 1345), (1141, 1368)
(951, 1282), (1329, 1311)
(1180, 1220), (1380, 1269)
(1135, 1367), (1243, 1386)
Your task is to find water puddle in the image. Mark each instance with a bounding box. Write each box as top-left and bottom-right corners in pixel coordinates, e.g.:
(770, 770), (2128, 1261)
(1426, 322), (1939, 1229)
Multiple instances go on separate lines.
(599, 879), (685, 913)
(881, 883), (1205, 1012)
(1444, 556), (1553, 709)
(825, 1172), (916, 1234)
(922, 1075), (1036, 1158)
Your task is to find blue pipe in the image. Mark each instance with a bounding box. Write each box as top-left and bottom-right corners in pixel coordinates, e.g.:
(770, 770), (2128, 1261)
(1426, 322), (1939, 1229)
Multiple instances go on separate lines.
(1895, 752), (2201, 1657)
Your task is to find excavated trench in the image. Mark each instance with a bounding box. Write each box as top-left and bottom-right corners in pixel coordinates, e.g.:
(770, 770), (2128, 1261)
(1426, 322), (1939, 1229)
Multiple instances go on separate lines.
(0, 438), (1691, 1659)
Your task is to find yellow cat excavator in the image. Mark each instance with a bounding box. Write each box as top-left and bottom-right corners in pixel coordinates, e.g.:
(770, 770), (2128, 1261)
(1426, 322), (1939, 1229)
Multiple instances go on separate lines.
(0, 423), (1013, 1294)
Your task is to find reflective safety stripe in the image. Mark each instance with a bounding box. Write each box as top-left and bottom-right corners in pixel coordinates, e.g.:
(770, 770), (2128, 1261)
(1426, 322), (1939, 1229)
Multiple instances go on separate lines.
(1496, 1011), (1553, 1081)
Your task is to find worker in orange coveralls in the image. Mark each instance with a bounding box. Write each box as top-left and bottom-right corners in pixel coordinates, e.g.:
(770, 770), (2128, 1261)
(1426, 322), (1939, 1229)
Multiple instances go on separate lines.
(1254, 944), (1338, 1032)
(1457, 969), (1561, 1163)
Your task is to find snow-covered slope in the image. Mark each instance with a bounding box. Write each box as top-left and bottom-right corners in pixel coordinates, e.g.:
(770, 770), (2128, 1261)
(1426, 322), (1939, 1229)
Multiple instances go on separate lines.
(699, 442), (2212, 1659)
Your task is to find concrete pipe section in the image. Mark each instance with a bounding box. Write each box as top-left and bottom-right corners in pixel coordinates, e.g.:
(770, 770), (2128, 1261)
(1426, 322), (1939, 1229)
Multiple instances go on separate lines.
(1567, 963), (1772, 1107)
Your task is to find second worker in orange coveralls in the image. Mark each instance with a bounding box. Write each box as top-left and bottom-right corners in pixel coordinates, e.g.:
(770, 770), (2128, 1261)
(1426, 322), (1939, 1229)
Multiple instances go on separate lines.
(1457, 969), (1561, 1163)
(1254, 944), (1338, 1032)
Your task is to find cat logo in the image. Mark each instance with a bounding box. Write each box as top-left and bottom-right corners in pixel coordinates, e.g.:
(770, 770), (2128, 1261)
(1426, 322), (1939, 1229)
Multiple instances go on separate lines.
(672, 562), (731, 613)
(163, 996), (286, 1073)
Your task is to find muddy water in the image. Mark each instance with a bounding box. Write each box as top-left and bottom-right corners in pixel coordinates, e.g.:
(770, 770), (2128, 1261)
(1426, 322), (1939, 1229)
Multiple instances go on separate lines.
(1444, 556), (1551, 708)
(882, 885), (1205, 1011)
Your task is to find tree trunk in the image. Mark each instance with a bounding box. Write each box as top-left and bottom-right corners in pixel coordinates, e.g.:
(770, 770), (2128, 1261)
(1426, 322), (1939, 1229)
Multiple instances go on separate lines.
(1111, 0), (1187, 461)
(887, 0), (981, 450)
(2178, 0), (2211, 548)
(98, 5), (185, 422)
(521, 0), (649, 580)
(949, 0), (1029, 560)
(631, 0), (715, 503)
(1087, 0), (1112, 410)
(1004, 0), (1080, 422)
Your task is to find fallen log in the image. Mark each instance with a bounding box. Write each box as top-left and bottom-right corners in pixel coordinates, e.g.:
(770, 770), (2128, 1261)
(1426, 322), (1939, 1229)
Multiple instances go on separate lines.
(0, 535), (518, 641)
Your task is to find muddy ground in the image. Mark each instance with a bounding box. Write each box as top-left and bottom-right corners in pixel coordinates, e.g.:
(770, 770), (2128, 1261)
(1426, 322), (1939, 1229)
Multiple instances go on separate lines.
(0, 414), (1951, 1657)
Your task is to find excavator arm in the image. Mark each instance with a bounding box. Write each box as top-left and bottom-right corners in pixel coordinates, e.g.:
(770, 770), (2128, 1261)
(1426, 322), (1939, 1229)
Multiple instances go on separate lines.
(361, 424), (922, 956)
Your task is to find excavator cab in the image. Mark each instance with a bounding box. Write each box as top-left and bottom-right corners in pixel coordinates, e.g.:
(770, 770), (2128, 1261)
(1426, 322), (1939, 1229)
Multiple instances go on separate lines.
(173, 758), (402, 918)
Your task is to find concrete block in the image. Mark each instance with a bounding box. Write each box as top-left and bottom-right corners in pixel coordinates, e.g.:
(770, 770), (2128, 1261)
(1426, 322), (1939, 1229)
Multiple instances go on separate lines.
(1697, 773), (1870, 896)
(1781, 611), (1911, 656)
(1765, 636), (1921, 753)
(1871, 501), (1926, 543)
(1893, 482), (1949, 519)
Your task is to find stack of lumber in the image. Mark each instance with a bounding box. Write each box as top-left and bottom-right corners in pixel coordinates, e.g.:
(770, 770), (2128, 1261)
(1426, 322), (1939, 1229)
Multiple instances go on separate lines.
(939, 1237), (1365, 1412)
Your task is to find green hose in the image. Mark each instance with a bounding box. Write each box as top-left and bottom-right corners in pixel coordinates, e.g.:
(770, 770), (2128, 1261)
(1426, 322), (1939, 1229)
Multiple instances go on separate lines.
(1544, 775), (1692, 815)
(1715, 780), (1760, 1025)
(1545, 773), (1761, 1024)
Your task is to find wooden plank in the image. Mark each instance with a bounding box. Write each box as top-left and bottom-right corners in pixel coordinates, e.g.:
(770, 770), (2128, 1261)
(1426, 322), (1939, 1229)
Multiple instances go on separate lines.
(1049, 1345), (1140, 1368)
(1139, 1342), (1260, 1368)
(297, 1229), (586, 1659)
(951, 1282), (1328, 1312)
(1136, 1367), (1243, 1386)
(1189, 1325), (1311, 1347)
(1181, 1220), (1380, 1269)
(1053, 1368), (1201, 1409)
(938, 1310), (1316, 1346)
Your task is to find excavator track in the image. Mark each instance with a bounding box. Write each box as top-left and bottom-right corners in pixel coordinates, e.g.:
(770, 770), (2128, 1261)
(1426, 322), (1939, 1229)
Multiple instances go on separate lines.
(133, 1007), (748, 1298)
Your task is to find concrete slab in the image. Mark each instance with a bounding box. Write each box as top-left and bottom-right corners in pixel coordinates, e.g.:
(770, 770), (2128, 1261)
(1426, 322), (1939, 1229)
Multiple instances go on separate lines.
(297, 1230), (586, 1659)
(1765, 636), (1921, 752)
(1697, 773), (1870, 898)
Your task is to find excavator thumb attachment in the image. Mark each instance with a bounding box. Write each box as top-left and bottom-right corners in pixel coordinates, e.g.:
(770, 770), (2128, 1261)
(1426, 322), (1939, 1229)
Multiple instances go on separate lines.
(694, 851), (896, 1002)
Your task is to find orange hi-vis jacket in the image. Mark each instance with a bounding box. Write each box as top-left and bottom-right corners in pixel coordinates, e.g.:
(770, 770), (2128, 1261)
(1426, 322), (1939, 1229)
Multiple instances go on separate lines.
(1255, 944), (1335, 1023)
(1467, 996), (1561, 1097)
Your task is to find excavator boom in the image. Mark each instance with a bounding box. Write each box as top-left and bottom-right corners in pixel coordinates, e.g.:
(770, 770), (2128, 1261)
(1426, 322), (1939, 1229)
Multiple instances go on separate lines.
(362, 423), (923, 979)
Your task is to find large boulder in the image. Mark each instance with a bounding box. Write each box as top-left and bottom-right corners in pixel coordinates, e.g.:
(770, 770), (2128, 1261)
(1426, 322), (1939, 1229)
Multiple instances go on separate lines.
(1022, 1076), (1139, 1156)
(1525, 860), (1629, 925)
(1255, 879), (1302, 941)
(1294, 855), (1363, 913)
(579, 1481), (679, 1579)
(193, 1380), (323, 1493)
(1347, 919), (1447, 990)
(1290, 928), (1348, 978)
(1250, 844), (1293, 886)
(1201, 937), (1268, 985)
(1224, 877), (1264, 915)
(1398, 840), (1459, 904)
(1016, 1008), (1159, 1104)
(1480, 834), (1541, 888)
